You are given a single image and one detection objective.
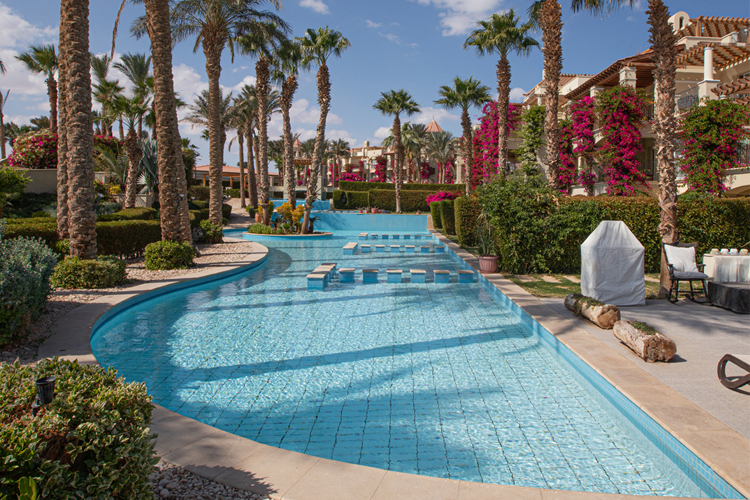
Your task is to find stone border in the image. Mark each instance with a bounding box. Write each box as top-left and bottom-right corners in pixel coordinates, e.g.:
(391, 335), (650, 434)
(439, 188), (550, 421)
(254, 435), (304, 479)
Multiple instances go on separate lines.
(40, 235), (750, 500)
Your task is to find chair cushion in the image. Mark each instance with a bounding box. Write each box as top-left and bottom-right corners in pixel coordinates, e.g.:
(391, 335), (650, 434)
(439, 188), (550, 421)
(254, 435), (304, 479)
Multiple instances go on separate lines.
(673, 271), (708, 280)
(664, 245), (699, 273)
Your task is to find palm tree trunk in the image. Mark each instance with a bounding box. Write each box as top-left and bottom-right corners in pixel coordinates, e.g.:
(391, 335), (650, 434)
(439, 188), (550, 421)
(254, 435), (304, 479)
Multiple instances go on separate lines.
(62, 0), (96, 259)
(124, 129), (141, 208)
(238, 129), (246, 208)
(146, 0), (191, 242)
(246, 129), (258, 207)
(119, 117), (124, 141)
(256, 58), (271, 224)
(281, 75), (297, 207)
(56, 3), (69, 240)
(394, 114), (403, 213)
(204, 43), (224, 225)
(461, 108), (473, 195)
(302, 62), (331, 234)
(0, 107), (5, 160)
(648, 0), (680, 298)
(540, 0), (563, 188)
(47, 76), (58, 134)
(497, 56), (511, 178)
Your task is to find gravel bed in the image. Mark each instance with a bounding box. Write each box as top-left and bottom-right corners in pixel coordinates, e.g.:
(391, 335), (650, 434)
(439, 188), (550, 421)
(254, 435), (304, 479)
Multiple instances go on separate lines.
(150, 461), (268, 500)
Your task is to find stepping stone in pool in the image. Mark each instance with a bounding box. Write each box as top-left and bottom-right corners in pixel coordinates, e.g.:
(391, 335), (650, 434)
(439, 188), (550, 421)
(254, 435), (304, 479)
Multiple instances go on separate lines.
(359, 232), (368, 241)
(361, 244), (371, 253)
(392, 234), (400, 240)
(458, 270), (474, 284)
(424, 234), (433, 239)
(339, 268), (355, 283)
(405, 245), (416, 253)
(363, 269), (378, 284)
(307, 273), (326, 290)
(411, 269), (426, 283)
(404, 234), (411, 240)
(343, 242), (358, 255)
(371, 234), (379, 239)
(434, 269), (450, 283)
(375, 245), (386, 253)
(434, 245), (445, 254)
(321, 263), (337, 280)
(415, 234), (422, 240)
(390, 245), (401, 253)
(420, 246), (431, 254)
(387, 269), (403, 283)
(382, 234), (389, 240)
(313, 265), (333, 286)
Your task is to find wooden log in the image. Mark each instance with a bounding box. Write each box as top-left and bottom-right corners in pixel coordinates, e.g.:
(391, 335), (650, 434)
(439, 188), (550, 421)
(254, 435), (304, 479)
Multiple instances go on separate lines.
(613, 320), (676, 363)
(564, 293), (621, 329)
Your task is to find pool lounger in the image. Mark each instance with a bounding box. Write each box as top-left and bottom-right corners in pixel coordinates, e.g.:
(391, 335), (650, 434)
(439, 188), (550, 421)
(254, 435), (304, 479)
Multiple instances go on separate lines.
(375, 245), (386, 253)
(339, 268), (355, 284)
(458, 270), (474, 283)
(343, 242), (358, 255)
(411, 269), (426, 283)
(420, 246), (431, 254)
(405, 245), (416, 253)
(390, 245), (400, 253)
(358, 232), (368, 240)
(435, 245), (446, 254)
(435, 269), (450, 284)
(363, 269), (378, 284)
(361, 244), (371, 253)
(306, 273), (326, 290)
(387, 269), (403, 283)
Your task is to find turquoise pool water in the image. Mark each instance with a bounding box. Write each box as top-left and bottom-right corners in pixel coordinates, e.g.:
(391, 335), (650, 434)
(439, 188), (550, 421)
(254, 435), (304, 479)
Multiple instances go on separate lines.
(92, 231), (723, 497)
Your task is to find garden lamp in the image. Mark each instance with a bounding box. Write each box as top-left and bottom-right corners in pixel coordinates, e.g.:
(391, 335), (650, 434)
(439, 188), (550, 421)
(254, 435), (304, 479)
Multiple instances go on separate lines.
(31, 376), (56, 417)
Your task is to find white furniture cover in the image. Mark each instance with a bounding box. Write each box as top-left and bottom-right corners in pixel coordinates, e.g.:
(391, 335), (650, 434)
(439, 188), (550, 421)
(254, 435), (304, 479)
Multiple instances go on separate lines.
(581, 221), (645, 306)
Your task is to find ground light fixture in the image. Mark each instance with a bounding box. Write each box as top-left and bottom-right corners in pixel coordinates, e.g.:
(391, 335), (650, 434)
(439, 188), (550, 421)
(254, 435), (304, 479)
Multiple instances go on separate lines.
(31, 376), (56, 417)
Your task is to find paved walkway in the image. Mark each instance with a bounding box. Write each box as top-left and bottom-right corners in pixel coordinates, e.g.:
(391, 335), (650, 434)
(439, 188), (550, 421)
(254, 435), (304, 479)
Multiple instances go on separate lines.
(542, 297), (750, 439)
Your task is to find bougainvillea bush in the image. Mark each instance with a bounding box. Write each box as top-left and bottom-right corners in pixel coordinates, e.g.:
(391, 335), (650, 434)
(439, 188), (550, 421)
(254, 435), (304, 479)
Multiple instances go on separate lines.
(8, 131), (58, 169)
(470, 102), (522, 187)
(339, 172), (363, 182)
(570, 96), (596, 192)
(557, 119), (577, 193)
(425, 191), (458, 204)
(595, 86), (649, 196)
(371, 156), (388, 183)
(679, 98), (749, 195)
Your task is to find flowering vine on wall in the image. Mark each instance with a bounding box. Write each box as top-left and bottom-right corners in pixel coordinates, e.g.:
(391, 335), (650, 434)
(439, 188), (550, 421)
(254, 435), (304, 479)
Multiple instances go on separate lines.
(570, 96), (596, 193)
(371, 156), (388, 183)
(470, 102), (521, 187)
(557, 119), (577, 193)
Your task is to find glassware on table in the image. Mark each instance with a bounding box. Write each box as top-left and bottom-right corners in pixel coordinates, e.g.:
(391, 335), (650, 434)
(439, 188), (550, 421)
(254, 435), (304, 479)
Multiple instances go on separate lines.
(720, 248), (729, 255)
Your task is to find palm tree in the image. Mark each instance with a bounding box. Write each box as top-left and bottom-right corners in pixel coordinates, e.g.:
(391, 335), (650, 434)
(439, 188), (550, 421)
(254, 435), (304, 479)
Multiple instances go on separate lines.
(113, 52), (152, 137)
(61, 0), (97, 258)
(157, 0), (287, 226)
(16, 45), (59, 134)
(0, 90), (9, 159)
(435, 76), (492, 194)
(425, 131), (456, 184)
(183, 89), (234, 158)
(273, 39), (304, 206)
(0, 59), (5, 74)
(297, 27), (351, 233)
(228, 99), (249, 208)
(111, 94), (150, 208)
(236, 85), (259, 207)
(91, 54), (124, 138)
(329, 138), (350, 188)
(373, 89), (420, 213)
(401, 123), (426, 183)
(237, 23), (289, 224)
(464, 11), (537, 179)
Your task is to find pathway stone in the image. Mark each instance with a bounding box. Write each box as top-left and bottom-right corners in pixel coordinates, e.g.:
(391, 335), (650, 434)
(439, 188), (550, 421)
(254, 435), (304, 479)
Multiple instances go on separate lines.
(564, 275), (581, 283)
(515, 275), (535, 282)
(541, 275), (560, 283)
(645, 276), (660, 283)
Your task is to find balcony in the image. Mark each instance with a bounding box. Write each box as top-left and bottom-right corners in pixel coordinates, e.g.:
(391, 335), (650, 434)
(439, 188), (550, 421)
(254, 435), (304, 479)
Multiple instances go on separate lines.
(738, 141), (750, 166)
(676, 87), (699, 112)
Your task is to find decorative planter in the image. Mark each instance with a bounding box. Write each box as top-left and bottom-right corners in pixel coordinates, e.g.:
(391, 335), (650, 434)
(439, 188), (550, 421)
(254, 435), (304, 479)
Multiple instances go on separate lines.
(255, 214), (262, 223)
(479, 256), (499, 274)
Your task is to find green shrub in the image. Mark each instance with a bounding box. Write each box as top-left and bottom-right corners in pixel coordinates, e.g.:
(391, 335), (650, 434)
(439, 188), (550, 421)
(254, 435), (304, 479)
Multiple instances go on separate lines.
(403, 183), (466, 192)
(248, 223), (273, 234)
(338, 181), (389, 192)
(7, 130), (57, 169)
(95, 201), (122, 215)
(337, 181), (466, 193)
(0, 233), (58, 346)
(2, 220), (59, 246)
(189, 209), (210, 229)
(144, 240), (196, 270)
(191, 199), (209, 210)
(439, 200), (456, 234)
(50, 256), (127, 289)
(245, 205), (256, 218)
(0, 358), (156, 499)
(30, 210), (51, 218)
(96, 207), (158, 222)
(50, 239), (69, 259)
(454, 196), (482, 246)
(0, 168), (31, 217)
(199, 219), (223, 244)
(189, 186), (210, 200)
(225, 188), (249, 198)
(430, 201), (442, 229)
(331, 190), (369, 210)
(369, 189), (452, 213)
(222, 203), (232, 220)
(96, 220), (162, 258)
(2, 192), (57, 219)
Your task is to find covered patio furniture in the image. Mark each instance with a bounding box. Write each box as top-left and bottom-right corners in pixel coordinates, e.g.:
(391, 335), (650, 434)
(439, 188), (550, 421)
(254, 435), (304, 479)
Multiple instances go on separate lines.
(717, 354), (750, 390)
(663, 242), (709, 303)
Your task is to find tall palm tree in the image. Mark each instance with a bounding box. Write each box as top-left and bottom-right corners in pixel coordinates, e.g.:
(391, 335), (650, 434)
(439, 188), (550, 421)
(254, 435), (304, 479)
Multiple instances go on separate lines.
(183, 89), (234, 158)
(373, 89), (420, 213)
(61, 0), (96, 258)
(435, 76), (492, 194)
(464, 11), (537, 180)
(425, 131), (456, 184)
(273, 39), (304, 206)
(0, 59), (5, 74)
(57, 2), (70, 239)
(237, 23), (289, 224)
(228, 99), (249, 208)
(91, 54), (124, 138)
(297, 27), (351, 233)
(329, 138), (350, 188)
(111, 94), (150, 208)
(0, 90), (9, 160)
(16, 45), (59, 134)
(158, 0), (287, 226)
(538, 1), (563, 187)
(113, 52), (152, 137)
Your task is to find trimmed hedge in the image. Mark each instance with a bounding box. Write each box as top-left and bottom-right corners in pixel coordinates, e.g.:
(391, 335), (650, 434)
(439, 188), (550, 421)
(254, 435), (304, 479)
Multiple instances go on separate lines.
(189, 186), (210, 200)
(439, 200), (456, 235)
(332, 190), (369, 210)
(338, 181), (389, 192)
(3, 221), (58, 246)
(225, 188), (249, 198)
(97, 207), (158, 222)
(189, 209), (210, 229)
(0, 359), (156, 499)
(369, 189), (440, 213)
(430, 202), (442, 229)
(50, 256), (127, 289)
(145, 240), (195, 270)
(97, 220), (162, 258)
(454, 196), (482, 246)
(222, 203), (232, 220)
(338, 181), (466, 193)
(403, 183), (465, 192)
(191, 199), (209, 209)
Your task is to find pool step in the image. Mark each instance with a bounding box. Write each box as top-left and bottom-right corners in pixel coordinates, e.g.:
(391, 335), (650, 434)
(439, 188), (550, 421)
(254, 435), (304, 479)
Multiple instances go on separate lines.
(343, 242), (358, 255)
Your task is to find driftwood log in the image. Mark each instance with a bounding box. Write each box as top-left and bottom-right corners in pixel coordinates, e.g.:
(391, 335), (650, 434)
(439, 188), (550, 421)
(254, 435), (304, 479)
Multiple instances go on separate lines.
(613, 320), (676, 362)
(564, 293), (621, 329)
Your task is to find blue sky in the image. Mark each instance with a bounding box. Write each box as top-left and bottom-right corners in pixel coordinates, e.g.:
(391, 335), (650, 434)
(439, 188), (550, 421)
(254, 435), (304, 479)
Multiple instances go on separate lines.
(1, 0), (748, 172)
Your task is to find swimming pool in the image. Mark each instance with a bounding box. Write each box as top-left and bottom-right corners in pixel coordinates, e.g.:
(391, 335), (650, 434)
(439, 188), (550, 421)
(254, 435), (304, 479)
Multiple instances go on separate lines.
(91, 231), (739, 498)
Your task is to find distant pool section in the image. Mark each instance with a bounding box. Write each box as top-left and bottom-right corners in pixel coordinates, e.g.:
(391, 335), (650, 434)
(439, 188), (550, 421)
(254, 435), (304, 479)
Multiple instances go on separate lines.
(312, 213), (427, 232)
(268, 199), (330, 211)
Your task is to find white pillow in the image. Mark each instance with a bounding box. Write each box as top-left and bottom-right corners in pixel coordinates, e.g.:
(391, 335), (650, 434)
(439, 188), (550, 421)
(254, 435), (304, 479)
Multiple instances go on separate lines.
(665, 245), (698, 273)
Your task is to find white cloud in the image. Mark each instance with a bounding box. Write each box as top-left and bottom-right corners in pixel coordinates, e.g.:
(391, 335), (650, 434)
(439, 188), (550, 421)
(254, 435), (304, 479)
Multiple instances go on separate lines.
(326, 129), (358, 147)
(414, 106), (460, 125)
(227, 75), (257, 94)
(294, 128), (316, 141)
(373, 126), (391, 139)
(172, 63), (209, 103)
(299, 0), (330, 15)
(0, 48), (48, 96)
(0, 3), (57, 49)
(287, 97), (342, 125)
(412, 0), (504, 36)
(379, 33), (401, 44)
(509, 87), (526, 102)
(366, 20), (383, 28)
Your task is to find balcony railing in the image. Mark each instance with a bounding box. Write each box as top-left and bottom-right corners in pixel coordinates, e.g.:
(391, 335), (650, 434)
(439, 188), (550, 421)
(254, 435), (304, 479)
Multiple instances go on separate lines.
(738, 141), (750, 167)
(676, 87), (699, 111)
